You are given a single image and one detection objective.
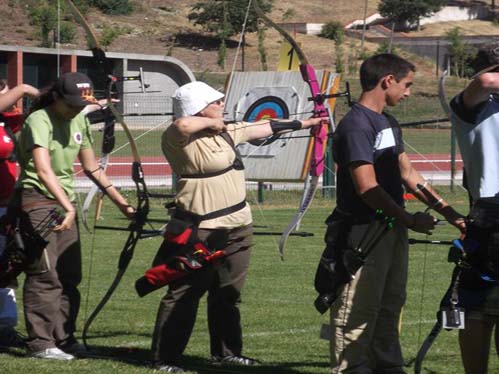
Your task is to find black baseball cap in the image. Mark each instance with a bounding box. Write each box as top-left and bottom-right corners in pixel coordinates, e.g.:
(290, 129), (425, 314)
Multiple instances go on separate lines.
(55, 72), (97, 106)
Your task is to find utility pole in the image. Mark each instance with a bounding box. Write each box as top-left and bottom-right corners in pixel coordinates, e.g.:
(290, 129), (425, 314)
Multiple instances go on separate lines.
(361, 0), (368, 51)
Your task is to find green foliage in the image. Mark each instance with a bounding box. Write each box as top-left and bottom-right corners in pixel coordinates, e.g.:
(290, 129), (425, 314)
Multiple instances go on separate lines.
(258, 26), (268, 71)
(99, 23), (132, 48)
(29, 3), (57, 47)
(282, 8), (296, 22)
(217, 39), (227, 69)
(375, 40), (398, 55)
(319, 21), (344, 43)
(188, 0), (273, 37)
(58, 22), (77, 44)
(336, 45), (344, 74)
(379, 0), (446, 27)
(88, 0), (133, 15)
(445, 27), (476, 77)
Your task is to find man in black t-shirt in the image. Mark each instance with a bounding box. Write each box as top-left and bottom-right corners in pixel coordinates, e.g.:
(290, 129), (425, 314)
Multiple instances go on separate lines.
(324, 54), (466, 373)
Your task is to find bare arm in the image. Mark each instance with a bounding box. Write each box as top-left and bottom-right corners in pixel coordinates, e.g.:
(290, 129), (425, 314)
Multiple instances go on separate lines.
(79, 147), (134, 218)
(0, 84), (39, 112)
(173, 116), (328, 141)
(242, 117), (328, 142)
(398, 152), (466, 233)
(462, 72), (499, 109)
(349, 161), (434, 233)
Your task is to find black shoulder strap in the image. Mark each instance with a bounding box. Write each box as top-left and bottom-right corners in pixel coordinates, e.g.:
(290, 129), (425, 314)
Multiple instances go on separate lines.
(180, 132), (244, 179)
(220, 131), (244, 170)
(172, 200), (247, 224)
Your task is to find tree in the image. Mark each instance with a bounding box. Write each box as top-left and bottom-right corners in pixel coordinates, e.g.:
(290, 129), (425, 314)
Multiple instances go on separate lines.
(88, 0), (133, 15)
(445, 27), (475, 78)
(188, 0), (273, 38)
(379, 0), (446, 52)
(379, 0), (446, 29)
(189, 0), (273, 71)
(319, 21), (345, 73)
(29, 3), (58, 47)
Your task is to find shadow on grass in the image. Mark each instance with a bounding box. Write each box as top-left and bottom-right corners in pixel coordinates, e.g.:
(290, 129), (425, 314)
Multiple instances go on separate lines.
(185, 356), (329, 374)
(48, 344), (330, 373)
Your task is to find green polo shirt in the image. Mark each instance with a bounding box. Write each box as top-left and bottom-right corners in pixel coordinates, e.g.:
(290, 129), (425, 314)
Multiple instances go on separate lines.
(17, 108), (93, 202)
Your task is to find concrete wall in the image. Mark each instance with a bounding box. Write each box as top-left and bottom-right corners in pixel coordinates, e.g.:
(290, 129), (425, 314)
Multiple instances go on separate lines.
(420, 4), (490, 25)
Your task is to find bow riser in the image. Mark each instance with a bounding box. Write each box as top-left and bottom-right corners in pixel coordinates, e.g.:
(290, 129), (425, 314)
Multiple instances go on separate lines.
(299, 64), (329, 177)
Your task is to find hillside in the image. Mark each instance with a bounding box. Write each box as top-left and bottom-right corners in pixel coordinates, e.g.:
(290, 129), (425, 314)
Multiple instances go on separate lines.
(1, 0), (499, 80)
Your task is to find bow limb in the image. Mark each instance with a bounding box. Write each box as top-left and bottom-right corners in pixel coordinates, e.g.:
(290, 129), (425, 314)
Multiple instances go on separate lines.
(65, 0), (149, 348)
(438, 68), (451, 118)
(413, 319), (442, 374)
(82, 122), (113, 232)
(81, 184), (98, 232)
(251, 0), (329, 258)
(278, 176), (319, 257)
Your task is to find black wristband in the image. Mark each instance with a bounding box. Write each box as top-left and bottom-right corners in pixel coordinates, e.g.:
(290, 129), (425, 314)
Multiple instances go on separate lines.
(269, 119), (302, 134)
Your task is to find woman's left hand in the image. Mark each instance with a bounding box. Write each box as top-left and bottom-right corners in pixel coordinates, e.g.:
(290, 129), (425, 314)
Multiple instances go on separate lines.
(301, 116), (330, 129)
(119, 204), (136, 219)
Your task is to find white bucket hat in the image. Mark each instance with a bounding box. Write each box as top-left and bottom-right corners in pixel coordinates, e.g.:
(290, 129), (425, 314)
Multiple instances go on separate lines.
(172, 81), (224, 118)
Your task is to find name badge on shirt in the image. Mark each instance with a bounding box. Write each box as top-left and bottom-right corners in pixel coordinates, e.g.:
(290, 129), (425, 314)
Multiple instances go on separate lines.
(374, 128), (395, 151)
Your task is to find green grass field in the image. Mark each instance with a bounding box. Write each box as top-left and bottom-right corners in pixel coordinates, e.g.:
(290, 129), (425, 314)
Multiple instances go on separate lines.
(1, 189), (497, 373)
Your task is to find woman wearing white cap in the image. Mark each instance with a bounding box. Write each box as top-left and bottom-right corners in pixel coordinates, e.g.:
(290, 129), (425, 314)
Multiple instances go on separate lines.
(150, 81), (327, 373)
(13, 72), (135, 360)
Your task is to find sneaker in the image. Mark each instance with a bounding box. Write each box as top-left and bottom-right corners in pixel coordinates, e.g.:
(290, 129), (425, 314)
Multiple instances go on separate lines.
(0, 327), (26, 348)
(31, 347), (75, 360)
(59, 342), (88, 355)
(212, 355), (259, 366)
(155, 363), (198, 373)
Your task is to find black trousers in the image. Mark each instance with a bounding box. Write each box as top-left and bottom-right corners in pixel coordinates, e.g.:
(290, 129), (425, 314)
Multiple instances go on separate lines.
(151, 224), (253, 365)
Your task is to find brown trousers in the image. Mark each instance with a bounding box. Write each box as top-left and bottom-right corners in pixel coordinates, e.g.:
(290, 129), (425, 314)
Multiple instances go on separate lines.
(151, 224), (253, 365)
(21, 189), (81, 352)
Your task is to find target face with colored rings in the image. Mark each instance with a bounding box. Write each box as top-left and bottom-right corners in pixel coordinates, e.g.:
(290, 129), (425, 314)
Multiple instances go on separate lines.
(243, 96), (289, 146)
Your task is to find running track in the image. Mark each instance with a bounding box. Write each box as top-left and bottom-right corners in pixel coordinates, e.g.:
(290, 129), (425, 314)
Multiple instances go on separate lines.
(73, 153), (463, 189)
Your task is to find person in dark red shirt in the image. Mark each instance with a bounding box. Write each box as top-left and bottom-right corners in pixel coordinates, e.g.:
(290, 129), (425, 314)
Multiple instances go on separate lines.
(0, 78), (39, 348)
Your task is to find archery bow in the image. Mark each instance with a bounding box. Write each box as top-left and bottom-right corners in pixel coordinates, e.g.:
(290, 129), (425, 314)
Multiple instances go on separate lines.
(250, 0), (331, 259)
(64, 0), (150, 348)
(412, 64), (452, 374)
(81, 110), (115, 232)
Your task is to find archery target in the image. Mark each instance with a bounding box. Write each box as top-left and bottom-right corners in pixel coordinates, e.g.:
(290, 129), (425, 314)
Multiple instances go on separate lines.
(223, 71), (339, 181)
(243, 96), (289, 122)
(243, 96), (289, 146)
(233, 86), (299, 156)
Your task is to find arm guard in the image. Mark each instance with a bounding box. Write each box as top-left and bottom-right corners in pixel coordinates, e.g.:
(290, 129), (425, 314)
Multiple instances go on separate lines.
(270, 119), (302, 134)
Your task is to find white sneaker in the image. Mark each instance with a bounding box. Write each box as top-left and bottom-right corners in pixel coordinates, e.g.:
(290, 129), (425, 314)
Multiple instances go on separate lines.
(31, 347), (75, 360)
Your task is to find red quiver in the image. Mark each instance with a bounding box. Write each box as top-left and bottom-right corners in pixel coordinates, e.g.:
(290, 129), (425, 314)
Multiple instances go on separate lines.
(135, 219), (228, 297)
(1, 109), (24, 133)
